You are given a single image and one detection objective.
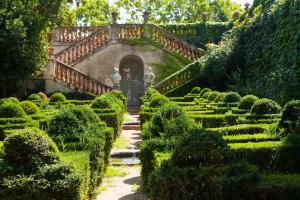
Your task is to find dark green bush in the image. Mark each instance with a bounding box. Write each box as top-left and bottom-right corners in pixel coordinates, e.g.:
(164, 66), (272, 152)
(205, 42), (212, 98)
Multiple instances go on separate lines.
(251, 98), (281, 116)
(3, 129), (60, 175)
(171, 128), (228, 167)
(28, 94), (42, 102)
(278, 100), (300, 135)
(0, 102), (27, 118)
(91, 92), (125, 113)
(111, 90), (127, 107)
(49, 93), (67, 103)
(91, 95), (112, 109)
(238, 95), (259, 110)
(145, 103), (193, 139)
(200, 87), (212, 97)
(141, 88), (160, 104)
(190, 87), (201, 94)
(215, 92), (226, 102)
(202, 91), (213, 99)
(224, 92), (241, 103)
(208, 91), (220, 101)
(20, 101), (40, 115)
(149, 95), (170, 108)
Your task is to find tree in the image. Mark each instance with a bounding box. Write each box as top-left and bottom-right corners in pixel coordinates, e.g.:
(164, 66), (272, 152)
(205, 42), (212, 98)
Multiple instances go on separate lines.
(0, 0), (70, 96)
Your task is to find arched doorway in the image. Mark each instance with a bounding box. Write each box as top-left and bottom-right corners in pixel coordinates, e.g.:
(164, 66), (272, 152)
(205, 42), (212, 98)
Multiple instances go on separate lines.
(119, 55), (144, 106)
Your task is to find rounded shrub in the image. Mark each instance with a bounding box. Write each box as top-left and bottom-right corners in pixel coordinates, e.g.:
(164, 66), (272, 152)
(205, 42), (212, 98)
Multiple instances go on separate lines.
(28, 94), (42, 102)
(278, 100), (300, 134)
(171, 128), (227, 167)
(149, 95), (170, 108)
(7, 97), (19, 104)
(49, 93), (67, 103)
(111, 90), (127, 107)
(215, 92), (226, 102)
(147, 103), (193, 139)
(20, 101), (40, 115)
(208, 91), (220, 101)
(250, 98), (281, 115)
(200, 88), (212, 97)
(91, 95), (113, 109)
(190, 87), (201, 94)
(0, 103), (27, 118)
(224, 92), (242, 103)
(238, 95), (259, 110)
(3, 128), (59, 174)
(38, 92), (48, 101)
(141, 88), (160, 104)
(202, 91), (212, 99)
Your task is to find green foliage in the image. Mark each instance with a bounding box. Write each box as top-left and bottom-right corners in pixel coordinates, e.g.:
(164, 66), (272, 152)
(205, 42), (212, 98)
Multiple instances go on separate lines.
(20, 101), (40, 115)
(38, 92), (48, 101)
(278, 100), (300, 135)
(149, 95), (170, 108)
(28, 94), (42, 102)
(238, 95), (259, 110)
(250, 98), (281, 116)
(49, 93), (67, 103)
(91, 92), (125, 113)
(224, 92), (241, 103)
(208, 91), (220, 101)
(215, 92), (226, 102)
(191, 87), (201, 94)
(141, 88), (160, 105)
(200, 88), (212, 97)
(3, 128), (59, 175)
(110, 90), (127, 107)
(7, 97), (19, 104)
(172, 128), (227, 167)
(0, 102), (27, 118)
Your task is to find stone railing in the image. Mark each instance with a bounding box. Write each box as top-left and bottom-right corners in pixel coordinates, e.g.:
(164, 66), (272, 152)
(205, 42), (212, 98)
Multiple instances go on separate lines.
(148, 25), (204, 61)
(118, 24), (145, 40)
(51, 59), (112, 95)
(153, 61), (201, 93)
(55, 26), (110, 65)
(52, 26), (103, 43)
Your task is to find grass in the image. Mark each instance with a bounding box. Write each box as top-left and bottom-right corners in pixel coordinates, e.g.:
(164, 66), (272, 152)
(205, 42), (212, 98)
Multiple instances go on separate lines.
(105, 165), (129, 178)
(113, 135), (130, 149)
(223, 133), (280, 143)
(61, 151), (90, 173)
(229, 141), (282, 149)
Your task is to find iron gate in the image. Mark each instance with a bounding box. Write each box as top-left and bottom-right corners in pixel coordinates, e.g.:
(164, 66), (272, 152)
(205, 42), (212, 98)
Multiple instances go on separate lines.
(120, 79), (144, 106)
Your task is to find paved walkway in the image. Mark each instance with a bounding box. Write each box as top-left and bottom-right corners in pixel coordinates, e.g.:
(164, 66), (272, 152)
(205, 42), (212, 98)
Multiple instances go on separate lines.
(97, 114), (148, 200)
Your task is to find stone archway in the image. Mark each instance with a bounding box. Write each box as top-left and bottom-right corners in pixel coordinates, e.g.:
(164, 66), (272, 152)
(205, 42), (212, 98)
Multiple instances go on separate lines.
(119, 55), (144, 106)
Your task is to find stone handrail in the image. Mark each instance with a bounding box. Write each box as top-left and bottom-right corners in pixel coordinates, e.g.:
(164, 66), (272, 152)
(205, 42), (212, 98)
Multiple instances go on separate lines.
(148, 24), (204, 61)
(55, 26), (110, 65)
(52, 26), (105, 43)
(118, 24), (145, 40)
(153, 61), (201, 93)
(51, 59), (112, 95)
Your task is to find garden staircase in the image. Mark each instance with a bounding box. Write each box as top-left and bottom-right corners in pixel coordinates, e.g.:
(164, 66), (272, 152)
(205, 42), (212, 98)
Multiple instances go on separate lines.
(49, 24), (204, 95)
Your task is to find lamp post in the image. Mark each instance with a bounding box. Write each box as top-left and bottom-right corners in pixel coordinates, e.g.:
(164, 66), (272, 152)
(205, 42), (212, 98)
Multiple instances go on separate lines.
(144, 66), (155, 90)
(111, 67), (122, 89)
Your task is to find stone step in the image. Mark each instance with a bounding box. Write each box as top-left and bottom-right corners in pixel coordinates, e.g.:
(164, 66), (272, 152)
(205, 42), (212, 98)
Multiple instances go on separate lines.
(111, 149), (140, 158)
(122, 124), (141, 130)
(110, 158), (140, 166)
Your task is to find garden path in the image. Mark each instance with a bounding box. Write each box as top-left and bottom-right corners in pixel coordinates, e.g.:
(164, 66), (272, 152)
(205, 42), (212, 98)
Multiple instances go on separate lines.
(96, 113), (148, 200)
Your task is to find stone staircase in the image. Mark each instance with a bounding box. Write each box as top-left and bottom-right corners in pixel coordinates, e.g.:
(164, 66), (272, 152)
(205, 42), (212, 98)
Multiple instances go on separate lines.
(48, 23), (205, 95)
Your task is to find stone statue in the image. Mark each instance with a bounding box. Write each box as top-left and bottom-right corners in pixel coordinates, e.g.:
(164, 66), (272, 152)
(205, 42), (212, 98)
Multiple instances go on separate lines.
(112, 12), (119, 24)
(111, 67), (122, 88)
(144, 67), (155, 88)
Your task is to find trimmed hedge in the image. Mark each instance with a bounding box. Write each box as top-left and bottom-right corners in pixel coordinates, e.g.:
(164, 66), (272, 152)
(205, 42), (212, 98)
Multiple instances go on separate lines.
(0, 103), (27, 118)
(238, 95), (259, 110)
(251, 98), (281, 116)
(224, 92), (242, 103)
(149, 95), (170, 108)
(49, 93), (67, 103)
(278, 100), (300, 135)
(20, 101), (40, 115)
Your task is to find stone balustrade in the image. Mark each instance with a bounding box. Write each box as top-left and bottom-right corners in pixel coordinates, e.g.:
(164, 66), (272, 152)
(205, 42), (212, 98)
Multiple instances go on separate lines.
(55, 27), (109, 65)
(118, 24), (145, 39)
(52, 59), (112, 95)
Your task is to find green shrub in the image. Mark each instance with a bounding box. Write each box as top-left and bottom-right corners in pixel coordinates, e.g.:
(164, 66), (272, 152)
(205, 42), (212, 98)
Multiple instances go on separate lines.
(224, 92), (241, 103)
(49, 93), (67, 103)
(200, 87), (212, 97)
(190, 87), (201, 94)
(28, 94), (42, 102)
(0, 103), (27, 118)
(20, 101), (40, 115)
(171, 128), (228, 167)
(91, 92), (125, 113)
(7, 97), (19, 104)
(278, 100), (300, 135)
(141, 88), (160, 104)
(3, 128), (60, 175)
(251, 98), (281, 116)
(149, 95), (170, 108)
(111, 90), (127, 107)
(238, 95), (259, 110)
(145, 103), (193, 139)
(202, 91), (213, 99)
(91, 95), (112, 109)
(215, 92), (226, 102)
(208, 91), (220, 101)
(38, 92), (48, 101)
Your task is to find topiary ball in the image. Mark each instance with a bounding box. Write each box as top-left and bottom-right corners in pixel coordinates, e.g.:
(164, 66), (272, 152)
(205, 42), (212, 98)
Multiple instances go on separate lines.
(0, 103), (27, 118)
(190, 87), (201, 94)
(215, 92), (226, 102)
(91, 95), (113, 109)
(28, 94), (42, 102)
(224, 92), (242, 103)
(149, 95), (170, 108)
(238, 95), (259, 110)
(38, 92), (48, 101)
(208, 91), (220, 101)
(20, 101), (40, 115)
(141, 88), (160, 104)
(278, 100), (300, 134)
(200, 88), (212, 97)
(3, 128), (60, 174)
(171, 128), (227, 167)
(111, 90), (127, 107)
(250, 98), (281, 115)
(203, 92), (213, 99)
(49, 93), (67, 103)
(7, 97), (19, 104)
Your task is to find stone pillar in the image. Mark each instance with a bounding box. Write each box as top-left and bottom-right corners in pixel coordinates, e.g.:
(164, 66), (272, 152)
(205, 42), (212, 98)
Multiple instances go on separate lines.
(143, 11), (151, 39)
(143, 11), (150, 24)
(48, 47), (55, 79)
(110, 12), (120, 43)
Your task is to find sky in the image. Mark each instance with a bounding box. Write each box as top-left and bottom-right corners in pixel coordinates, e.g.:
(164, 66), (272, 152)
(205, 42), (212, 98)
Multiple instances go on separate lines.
(232, 0), (254, 5)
